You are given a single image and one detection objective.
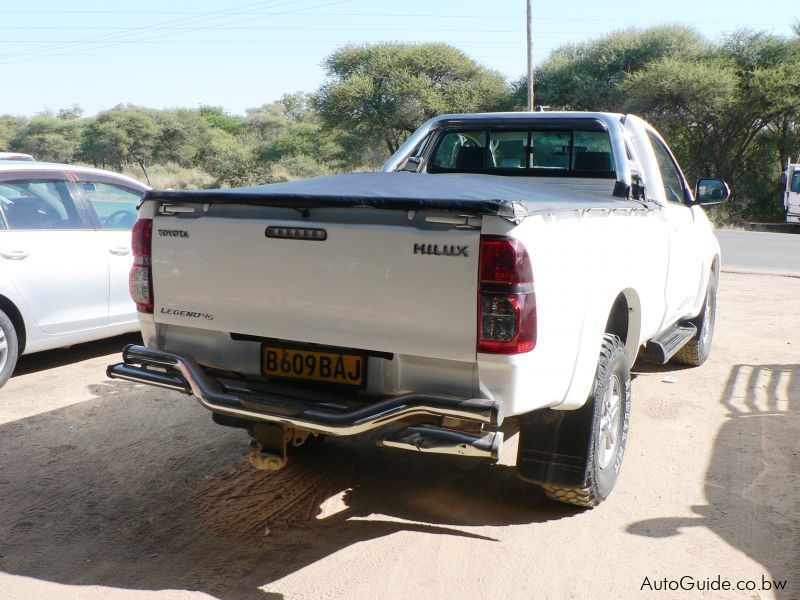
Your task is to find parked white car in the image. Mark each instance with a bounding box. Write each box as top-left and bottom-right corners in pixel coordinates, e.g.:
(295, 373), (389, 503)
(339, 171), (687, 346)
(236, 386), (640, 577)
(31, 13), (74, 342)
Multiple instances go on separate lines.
(0, 153), (35, 162)
(0, 161), (149, 387)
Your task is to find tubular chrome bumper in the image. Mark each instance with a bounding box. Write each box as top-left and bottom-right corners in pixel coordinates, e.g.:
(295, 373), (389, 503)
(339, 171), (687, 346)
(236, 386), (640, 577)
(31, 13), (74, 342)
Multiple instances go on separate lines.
(107, 345), (503, 436)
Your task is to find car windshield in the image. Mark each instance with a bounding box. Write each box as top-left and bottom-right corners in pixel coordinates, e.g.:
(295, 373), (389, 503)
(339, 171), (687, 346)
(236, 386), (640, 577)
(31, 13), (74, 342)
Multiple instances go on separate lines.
(428, 127), (616, 176)
(791, 171), (800, 193)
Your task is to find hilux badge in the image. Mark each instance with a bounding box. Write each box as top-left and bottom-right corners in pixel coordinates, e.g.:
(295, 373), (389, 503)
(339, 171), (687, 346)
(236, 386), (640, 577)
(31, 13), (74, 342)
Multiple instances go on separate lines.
(413, 243), (469, 257)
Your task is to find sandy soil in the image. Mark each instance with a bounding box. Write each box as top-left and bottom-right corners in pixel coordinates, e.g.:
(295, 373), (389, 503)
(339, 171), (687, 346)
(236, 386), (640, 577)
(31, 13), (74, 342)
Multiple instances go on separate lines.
(0, 272), (798, 600)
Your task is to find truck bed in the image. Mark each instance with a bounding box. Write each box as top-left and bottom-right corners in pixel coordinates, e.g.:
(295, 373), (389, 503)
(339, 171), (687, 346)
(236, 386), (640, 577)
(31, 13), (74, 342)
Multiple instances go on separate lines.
(144, 171), (649, 219)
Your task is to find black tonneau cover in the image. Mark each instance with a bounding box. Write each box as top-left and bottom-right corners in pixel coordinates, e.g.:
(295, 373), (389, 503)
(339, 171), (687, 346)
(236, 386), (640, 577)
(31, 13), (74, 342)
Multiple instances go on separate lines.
(145, 172), (643, 221)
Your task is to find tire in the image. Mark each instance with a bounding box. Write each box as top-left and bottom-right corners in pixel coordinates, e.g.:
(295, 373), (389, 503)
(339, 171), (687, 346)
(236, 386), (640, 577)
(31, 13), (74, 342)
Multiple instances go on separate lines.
(0, 309), (20, 389)
(672, 269), (718, 367)
(543, 334), (631, 508)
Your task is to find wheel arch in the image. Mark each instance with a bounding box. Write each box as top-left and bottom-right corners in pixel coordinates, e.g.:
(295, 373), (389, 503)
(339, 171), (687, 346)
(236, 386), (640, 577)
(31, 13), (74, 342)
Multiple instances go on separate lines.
(557, 286), (641, 410)
(0, 294), (26, 354)
(605, 288), (642, 366)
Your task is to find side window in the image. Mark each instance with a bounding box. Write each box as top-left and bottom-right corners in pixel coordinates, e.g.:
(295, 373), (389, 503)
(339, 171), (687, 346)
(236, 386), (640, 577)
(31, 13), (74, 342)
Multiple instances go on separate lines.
(430, 130), (487, 170)
(791, 172), (800, 193)
(0, 179), (84, 230)
(78, 181), (142, 230)
(648, 132), (685, 204)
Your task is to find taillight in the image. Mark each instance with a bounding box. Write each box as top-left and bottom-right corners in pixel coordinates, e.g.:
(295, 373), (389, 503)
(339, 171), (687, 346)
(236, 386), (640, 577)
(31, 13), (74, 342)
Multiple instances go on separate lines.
(478, 236), (536, 354)
(130, 218), (153, 313)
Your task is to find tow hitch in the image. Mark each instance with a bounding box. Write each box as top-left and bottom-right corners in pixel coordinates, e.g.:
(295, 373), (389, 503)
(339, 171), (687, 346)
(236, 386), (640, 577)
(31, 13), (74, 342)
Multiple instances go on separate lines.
(248, 423), (290, 471)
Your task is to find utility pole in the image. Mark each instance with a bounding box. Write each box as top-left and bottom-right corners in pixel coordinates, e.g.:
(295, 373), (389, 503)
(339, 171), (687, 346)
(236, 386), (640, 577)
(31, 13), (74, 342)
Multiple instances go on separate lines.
(526, 0), (534, 111)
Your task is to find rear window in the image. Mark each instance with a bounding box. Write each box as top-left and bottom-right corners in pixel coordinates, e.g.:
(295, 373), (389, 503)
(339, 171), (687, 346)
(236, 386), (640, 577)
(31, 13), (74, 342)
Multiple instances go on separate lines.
(429, 127), (615, 176)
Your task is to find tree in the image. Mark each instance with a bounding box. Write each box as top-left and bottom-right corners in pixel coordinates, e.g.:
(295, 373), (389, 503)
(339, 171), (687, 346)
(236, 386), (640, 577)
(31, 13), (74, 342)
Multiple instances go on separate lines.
(10, 115), (84, 163)
(155, 109), (214, 167)
(198, 105), (244, 136)
(520, 26), (706, 111)
(57, 104), (84, 120)
(80, 105), (160, 175)
(621, 30), (800, 221)
(522, 26), (800, 223)
(0, 116), (26, 151)
(314, 43), (512, 154)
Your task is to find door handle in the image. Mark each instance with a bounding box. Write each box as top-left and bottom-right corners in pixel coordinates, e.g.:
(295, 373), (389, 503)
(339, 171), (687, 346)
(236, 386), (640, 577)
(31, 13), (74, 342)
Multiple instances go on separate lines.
(108, 246), (131, 256)
(0, 249), (30, 260)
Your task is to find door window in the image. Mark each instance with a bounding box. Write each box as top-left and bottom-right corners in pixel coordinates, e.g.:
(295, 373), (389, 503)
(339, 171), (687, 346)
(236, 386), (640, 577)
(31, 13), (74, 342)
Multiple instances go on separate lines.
(647, 132), (685, 204)
(78, 181), (142, 229)
(791, 171), (800, 193)
(0, 179), (83, 230)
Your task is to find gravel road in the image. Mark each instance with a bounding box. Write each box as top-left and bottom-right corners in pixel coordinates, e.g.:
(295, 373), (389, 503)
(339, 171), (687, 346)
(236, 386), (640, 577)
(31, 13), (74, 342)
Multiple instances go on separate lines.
(0, 272), (798, 600)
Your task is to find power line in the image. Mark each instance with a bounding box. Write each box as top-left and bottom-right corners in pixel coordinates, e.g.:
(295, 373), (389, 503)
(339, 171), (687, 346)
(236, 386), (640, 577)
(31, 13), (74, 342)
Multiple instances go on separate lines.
(1, 26), (524, 33)
(0, 9), (790, 26)
(0, 0), (295, 61)
(2, 52), (538, 58)
(3, 24), (793, 33)
(0, 40), (533, 45)
(0, 0), (351, 63)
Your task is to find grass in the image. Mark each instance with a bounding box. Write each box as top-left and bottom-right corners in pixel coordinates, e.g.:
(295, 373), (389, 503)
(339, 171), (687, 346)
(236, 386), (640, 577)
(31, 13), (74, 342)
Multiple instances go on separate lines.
(121, 163), (217, 190)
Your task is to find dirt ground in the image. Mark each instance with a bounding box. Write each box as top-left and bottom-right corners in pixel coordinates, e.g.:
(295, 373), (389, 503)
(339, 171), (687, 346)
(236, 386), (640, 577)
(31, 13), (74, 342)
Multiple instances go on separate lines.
(0, 272), (798, 600)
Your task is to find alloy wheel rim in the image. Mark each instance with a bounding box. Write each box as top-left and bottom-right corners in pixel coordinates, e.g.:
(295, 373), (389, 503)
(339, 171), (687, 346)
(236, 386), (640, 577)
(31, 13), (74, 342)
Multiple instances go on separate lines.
(597, 373), (622, 470)
(701, 290), (714, 348)
(0, 329), (7, 372)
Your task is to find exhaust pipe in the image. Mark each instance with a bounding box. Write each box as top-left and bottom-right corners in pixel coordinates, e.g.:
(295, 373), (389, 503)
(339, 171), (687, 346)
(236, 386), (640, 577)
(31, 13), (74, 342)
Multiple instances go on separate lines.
(378, 425), (503, 461)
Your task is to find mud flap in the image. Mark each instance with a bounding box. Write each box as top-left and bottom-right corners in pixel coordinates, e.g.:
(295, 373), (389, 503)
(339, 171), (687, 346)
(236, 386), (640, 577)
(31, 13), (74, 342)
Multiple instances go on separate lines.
(515, 402), (593, 487)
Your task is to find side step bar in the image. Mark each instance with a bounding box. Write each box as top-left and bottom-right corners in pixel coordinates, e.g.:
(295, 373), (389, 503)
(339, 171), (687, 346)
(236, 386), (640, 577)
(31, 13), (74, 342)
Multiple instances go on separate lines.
(641, 323), (697, 364)
(107, 345), (503, 436)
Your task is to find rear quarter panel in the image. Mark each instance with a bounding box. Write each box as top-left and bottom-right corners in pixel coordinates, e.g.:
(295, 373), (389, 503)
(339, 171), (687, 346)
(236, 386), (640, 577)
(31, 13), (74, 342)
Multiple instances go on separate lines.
(479, 207), (669, 415)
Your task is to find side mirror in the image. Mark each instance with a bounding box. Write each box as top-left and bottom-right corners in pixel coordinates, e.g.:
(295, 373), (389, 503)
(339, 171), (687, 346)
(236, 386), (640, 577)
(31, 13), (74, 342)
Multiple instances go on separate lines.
(694, 178), (730, 205)
(399, 156), (421, 172)
(780, 171), (788, 187)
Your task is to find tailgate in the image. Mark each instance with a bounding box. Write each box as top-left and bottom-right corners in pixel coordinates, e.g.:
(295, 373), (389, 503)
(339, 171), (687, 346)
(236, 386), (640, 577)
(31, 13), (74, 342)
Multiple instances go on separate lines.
(152, 206), (480, 362)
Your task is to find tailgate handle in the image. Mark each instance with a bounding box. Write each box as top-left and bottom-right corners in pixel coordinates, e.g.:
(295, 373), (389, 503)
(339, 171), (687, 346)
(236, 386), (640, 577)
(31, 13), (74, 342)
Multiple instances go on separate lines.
(425, 215), (481, 228)
(159, 204), (197, 215)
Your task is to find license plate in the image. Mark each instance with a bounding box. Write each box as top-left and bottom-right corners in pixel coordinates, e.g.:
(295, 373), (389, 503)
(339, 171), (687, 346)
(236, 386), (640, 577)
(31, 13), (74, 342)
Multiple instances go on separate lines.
(262, 344), (366, 387)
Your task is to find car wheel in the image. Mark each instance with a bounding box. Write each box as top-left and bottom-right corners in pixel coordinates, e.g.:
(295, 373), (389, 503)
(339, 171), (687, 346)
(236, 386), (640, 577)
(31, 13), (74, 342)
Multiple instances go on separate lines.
(0, 309), (20, 389)
(673, 269), (718, 367)
(542, 334), (631, 508)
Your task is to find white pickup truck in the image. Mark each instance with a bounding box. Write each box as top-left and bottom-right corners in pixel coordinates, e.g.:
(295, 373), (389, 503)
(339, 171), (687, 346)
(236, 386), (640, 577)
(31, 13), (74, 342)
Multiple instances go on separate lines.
(108, 112), (729, 507)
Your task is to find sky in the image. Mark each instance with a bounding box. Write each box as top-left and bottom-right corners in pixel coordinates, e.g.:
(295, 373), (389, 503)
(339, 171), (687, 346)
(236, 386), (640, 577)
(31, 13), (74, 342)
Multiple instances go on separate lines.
(0, 0), (797, 117)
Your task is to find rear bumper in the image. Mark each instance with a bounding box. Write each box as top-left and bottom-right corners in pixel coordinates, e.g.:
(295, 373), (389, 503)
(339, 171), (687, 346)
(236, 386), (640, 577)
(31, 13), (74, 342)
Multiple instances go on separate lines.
(107, 344), (503, 436)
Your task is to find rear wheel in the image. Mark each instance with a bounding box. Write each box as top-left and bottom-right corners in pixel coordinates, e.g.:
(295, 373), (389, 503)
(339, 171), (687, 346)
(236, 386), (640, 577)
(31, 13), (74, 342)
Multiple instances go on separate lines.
(543, 334), (631, 508)
(0, 309), (20, 389)
(672, 269), (718, 367)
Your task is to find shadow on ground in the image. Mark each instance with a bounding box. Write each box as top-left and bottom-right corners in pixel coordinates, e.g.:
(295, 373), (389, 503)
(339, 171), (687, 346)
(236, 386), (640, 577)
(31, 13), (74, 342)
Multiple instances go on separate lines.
(11, 332), (142, 377)
(0, 379), (576, 600)
(628, 363), (800, 596)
